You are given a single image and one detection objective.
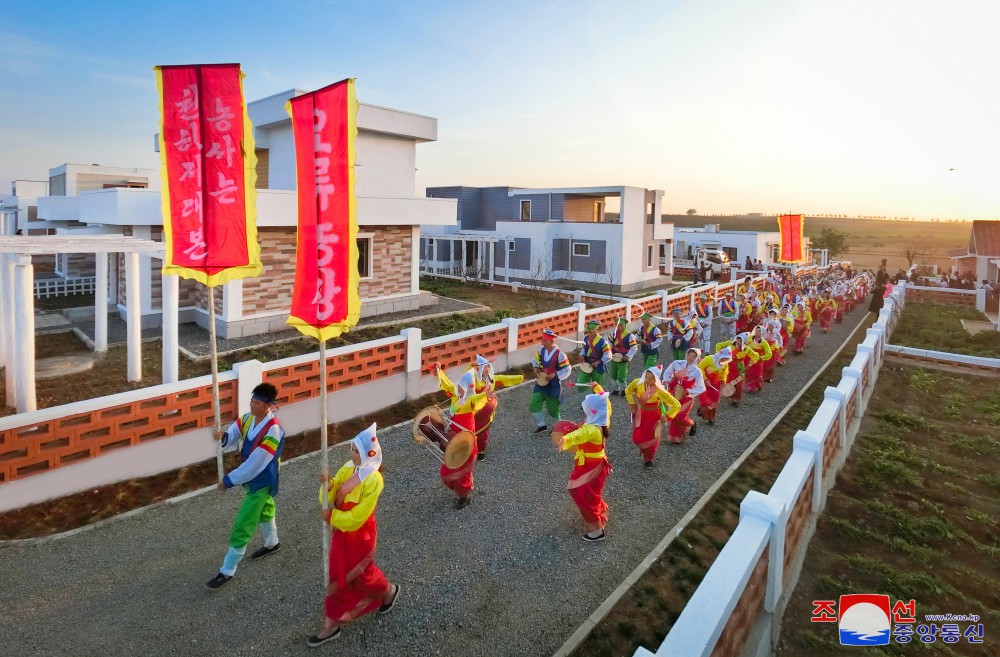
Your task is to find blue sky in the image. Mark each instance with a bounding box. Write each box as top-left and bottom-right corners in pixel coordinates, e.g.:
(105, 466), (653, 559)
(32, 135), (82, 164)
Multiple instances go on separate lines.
(2, 0), (998, 219)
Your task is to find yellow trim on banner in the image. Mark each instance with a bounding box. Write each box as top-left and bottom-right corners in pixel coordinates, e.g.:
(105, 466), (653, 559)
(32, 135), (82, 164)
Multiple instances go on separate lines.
(156, 66), (262, 288)
(286, 79), (362, 342)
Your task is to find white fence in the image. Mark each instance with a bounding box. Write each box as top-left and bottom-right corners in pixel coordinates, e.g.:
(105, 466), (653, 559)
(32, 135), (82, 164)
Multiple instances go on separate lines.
(34, 276), (96, 298)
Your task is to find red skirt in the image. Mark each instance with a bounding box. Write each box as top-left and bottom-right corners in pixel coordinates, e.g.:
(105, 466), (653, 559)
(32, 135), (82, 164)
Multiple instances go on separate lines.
(745, 358), (764, 392)
(473, 394), (498, 453)
(726, 361), (745, 402)
(792, 321), (809, 352)
(818, 306), (834, 330)
(568, 459), (610, 528)
(667, 395), (695, 443)
(762, 355), (777, 381)
(325, 507), (391, 623)
(631, 404), (662, 462)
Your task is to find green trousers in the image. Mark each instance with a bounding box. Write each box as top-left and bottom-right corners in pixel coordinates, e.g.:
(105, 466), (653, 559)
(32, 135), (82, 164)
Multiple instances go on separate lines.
(576, 370), (606, 389)
(608, 359), (630, 384)
(529, 391), (561, 418)
(642, 353), (659, 369)
(228, 487), (275, 549)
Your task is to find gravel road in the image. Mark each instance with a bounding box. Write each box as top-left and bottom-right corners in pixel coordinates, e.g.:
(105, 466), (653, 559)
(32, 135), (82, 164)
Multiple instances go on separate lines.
(0, 306), (869, 657)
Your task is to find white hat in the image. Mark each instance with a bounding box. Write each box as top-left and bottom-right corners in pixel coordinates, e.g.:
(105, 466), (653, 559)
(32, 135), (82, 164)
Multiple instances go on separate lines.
(351, 422), (382, 482)
(582, 392), (611, 427)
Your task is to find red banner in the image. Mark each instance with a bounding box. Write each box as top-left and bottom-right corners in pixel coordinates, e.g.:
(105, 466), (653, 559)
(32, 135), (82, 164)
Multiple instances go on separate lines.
(778, 214), (806, 263)
(155, 63), (261, 286)
(286, 79), (360, 341)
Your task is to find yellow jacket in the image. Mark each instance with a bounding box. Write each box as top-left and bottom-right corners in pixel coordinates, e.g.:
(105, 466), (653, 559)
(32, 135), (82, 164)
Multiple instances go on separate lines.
(698, 355), (729, 381)
(793, 308), (813, 326)
(716, 340), (760, 365)
(436, 369), (489, 414)
(319, 461), (384, 532)
(624, 380), (681, 418)
(561, 423), (606, 466)
(749, 339), (773, 361)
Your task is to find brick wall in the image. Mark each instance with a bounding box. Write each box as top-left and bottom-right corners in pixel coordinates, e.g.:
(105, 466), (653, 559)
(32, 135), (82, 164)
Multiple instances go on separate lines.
(783, 472), (814, 582)
(907, 287), (977, 306)
(421, 326), (508, 373)
(242, 228), (297, 315)
(358, 225), (413, 299)
(518, 309), (579, 347)
(710, 548), (769, 657)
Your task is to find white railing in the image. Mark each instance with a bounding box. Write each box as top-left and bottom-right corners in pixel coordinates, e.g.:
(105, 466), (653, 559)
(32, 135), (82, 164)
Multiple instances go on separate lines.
(34, 276), (96, 298)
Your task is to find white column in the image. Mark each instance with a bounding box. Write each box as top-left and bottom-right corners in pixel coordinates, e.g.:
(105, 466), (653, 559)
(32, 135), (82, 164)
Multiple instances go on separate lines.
(95, 252), (109, 352)
(433, 239), (439, 275)
(125, 251), (142, 382)
(14, 255), (36, 413)
(162, 273), (179, 384)
(3, 254), (17, 408)
(739, 490), (787, 613)
(410, 226), (420, 293)
(0, 255), (6, 370)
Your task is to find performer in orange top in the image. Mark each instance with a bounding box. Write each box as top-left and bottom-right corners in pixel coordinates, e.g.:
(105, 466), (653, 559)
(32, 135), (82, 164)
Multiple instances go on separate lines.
(309, 423), (400, 647)
(745, 327), (772, 393)
(815, 289), (837, 332)
(697, 348), (732, 424)
(791, 300), (813, 354)
(434, 366), (488, 508)
(556, 388), (613, 542)
(624, 366), (681, 468)
(715, 334), (759, 406)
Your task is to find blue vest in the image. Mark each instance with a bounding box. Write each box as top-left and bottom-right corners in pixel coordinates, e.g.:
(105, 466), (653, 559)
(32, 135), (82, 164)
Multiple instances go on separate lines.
(239, 413), (285, 496)
(582, 336), (609, 373)
(533, 348), (564, 399)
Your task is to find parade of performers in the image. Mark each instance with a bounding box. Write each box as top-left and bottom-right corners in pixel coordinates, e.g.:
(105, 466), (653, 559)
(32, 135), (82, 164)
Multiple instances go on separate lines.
(577, 320), (612, 389)
(666, 308), (695, 362)
(608, 317), (638, 395)
(624, 366), (681, 467)
(555, 387), (613, 541)
(433, 366), (487, 508)
(662, 349), (707, 444)
(207, 383), (285, 590)
(309, 423), (400, 647)
(530, 329), (573, 433)
(636, 312), (663, 368)
(194, 262), (871, 650)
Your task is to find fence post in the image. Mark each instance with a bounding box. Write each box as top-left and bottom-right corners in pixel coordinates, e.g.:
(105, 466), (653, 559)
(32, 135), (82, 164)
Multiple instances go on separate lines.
(842, 366), (864, 418)
(401, 327), (423, 400)
(792, 430), (824, 512)
(857, 344), (876, 385)
(233, 359), (264, 417)
(824, 386), (848, 450)
(574, 302), (587, 338)
(866, 327), (884, 366)
(976, 288), (986, 312)
(502, 317), (519, 353)
(740, 490), (787, 613)
(658, 289), (669, 316)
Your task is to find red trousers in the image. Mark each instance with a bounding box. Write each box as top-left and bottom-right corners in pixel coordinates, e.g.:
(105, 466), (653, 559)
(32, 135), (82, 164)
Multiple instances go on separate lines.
(630, 405), (663, 463)
(667, 396), (695, 443)
(568, 459), (610, 529)
(325, 508), (390, 624)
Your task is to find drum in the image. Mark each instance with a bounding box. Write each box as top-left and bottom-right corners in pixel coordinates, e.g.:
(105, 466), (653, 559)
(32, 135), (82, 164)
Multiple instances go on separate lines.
(444, 431), (477, 469)
(579, 362), (594, 374)
(720, 382), (736, 398)
(412, 405), (451, 452)
(536, 371), (553, 386)
(611, 352), (626, 363)
(551, 419), (580, 449)
(473, 393), (498, 435)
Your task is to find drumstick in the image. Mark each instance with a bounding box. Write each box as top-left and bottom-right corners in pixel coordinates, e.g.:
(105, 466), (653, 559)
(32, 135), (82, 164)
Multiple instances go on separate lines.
(554, 335), (586, 345)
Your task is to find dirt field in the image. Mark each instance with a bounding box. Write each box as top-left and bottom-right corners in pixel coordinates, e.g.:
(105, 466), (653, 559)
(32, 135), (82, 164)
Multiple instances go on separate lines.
(668, 215), (970, 273)
(775, 366), (1000, 656)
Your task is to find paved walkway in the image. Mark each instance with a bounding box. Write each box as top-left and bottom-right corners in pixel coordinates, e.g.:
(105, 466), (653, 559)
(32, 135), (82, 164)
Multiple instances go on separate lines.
(0, 307), (870, 657)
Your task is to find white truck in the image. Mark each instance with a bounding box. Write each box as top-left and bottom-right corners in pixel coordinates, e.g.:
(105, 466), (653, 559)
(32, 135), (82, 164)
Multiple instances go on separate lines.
(693, 248), (731, 281)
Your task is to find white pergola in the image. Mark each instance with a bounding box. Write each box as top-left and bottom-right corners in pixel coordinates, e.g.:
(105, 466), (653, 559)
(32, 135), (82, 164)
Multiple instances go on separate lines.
(0, 235), (180, 413)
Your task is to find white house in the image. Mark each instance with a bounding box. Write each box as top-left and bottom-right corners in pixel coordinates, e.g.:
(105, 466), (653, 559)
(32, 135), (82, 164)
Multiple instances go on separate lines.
(0, 179), (49, 236)
(949, 220), (1000, 285)
(33, 90), (457, 337)
(672, 223), (787, 267)
(421, 185), (674, 293)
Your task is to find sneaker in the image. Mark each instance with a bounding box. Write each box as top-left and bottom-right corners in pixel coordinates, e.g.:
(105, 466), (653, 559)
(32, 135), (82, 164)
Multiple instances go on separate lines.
(582, 529), (606, 542)
(250, 543), (281, 560)
(532, 425), (548, 434)
(455, 495), (472, 510)
(378, 584), (401, 615)
(477, 451), (487, 462)
(307, 628), (341, 648)
(643, 461), (654, 469)
(205, 573), (232, 590)
(689, 422), (697, 437)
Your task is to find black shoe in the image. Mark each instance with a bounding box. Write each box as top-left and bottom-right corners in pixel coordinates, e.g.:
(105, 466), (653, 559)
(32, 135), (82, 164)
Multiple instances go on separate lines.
(477, 451), (486, 462)
(689, 422), (697, 437)
(250, 543), (280, 560)
(205, 573), (232, 590)
(455, 496), (472, 509)
(732, 401), (739, 407)
(644, 461), (654, 469)
(582, 529), (606, 542)
(307, 628), (341, 648)
(532, 425), (548, 434)
(378, 584), (401, 615)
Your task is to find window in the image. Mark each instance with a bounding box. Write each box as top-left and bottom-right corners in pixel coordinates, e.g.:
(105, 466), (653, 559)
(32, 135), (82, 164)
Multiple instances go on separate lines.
(357, 236), (373, 278)
(647, 244), (654, 268)
(646, 202), (654, 225)
(520, 199), (531, 222)
(722, 247), (738, 261)
(507, 241), (516, 252)
(573, 242), (590, 257)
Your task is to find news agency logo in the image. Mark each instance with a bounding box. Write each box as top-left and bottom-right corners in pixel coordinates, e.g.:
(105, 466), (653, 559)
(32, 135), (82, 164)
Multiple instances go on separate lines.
(838, 594), (891, 646)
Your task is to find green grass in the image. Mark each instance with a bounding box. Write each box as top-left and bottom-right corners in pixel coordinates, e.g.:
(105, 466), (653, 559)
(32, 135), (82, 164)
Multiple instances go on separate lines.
(893, 302), (1000, 357)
